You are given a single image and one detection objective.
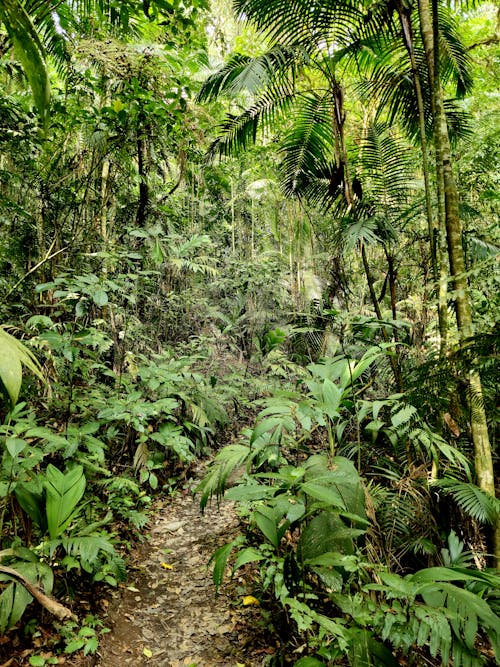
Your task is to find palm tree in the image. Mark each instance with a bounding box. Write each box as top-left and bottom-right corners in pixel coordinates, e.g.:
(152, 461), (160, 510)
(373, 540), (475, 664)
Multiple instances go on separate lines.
(199, 0), (498, 567)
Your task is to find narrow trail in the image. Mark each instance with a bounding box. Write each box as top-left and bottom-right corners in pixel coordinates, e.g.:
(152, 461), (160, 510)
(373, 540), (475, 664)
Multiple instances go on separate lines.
(96, 472), (266, 667)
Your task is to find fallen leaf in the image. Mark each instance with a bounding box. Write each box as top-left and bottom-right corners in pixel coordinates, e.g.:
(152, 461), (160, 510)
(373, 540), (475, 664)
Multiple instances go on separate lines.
(242, 595), (259, 606)
(443, 412), (460, 437)
(143, 647), (153, 659)
(161, 562), (174, 570)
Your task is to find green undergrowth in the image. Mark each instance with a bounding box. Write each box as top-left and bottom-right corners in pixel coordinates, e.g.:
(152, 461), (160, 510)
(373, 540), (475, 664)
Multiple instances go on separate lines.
(199, 345), (500, 667)
(0, 319), (265, 663)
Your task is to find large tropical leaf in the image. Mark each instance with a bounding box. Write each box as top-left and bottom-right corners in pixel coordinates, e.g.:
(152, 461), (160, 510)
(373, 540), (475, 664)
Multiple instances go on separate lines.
(44, 465), (86, 539)
(234, 0), (373, 51)
(0, 0), (50, 126)
(432, 478), (500, 524)
(0, 327), (44, 407)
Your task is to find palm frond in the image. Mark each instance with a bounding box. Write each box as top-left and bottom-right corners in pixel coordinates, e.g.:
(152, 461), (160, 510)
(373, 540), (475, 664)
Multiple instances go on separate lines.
(198, 46), (302, 102)
(279, 92), (336, 198)
(234, 0), (368, 51)
(359, 122), (414, 206)
(437, 3), (473, 96)
(206, 81), (296, 159)
(432, 478), (500, 524)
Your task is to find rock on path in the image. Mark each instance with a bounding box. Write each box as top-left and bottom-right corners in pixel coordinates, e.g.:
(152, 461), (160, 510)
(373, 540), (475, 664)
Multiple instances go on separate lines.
(96, 484), (265, 667)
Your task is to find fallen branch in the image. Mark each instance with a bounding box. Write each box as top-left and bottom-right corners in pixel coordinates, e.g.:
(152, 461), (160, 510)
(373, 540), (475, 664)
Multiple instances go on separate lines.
(0, 565), (77, 622)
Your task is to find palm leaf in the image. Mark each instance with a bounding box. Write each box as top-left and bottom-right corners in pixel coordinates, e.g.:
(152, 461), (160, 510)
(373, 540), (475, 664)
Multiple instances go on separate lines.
(207, 82), (296, 159)
(432, 478), (500, 524)
(198, 46), (302, 101)
(0, 0), (50, 127)
(279, 92), (337, 199)
(234, 0), (370, 51)
(0, 327), (44, 407)
(44, 465), (86, 540)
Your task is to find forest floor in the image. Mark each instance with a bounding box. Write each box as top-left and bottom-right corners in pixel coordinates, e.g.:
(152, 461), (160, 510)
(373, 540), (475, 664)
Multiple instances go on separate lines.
(94, 466), (273, 667)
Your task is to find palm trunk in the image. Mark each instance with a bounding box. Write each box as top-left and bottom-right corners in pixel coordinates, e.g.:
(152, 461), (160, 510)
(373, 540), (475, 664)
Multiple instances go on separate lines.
(418, 0), (498, 568)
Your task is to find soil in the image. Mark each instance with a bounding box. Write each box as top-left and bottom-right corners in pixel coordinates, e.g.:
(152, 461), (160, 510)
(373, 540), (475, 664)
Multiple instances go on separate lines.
(95, 471), (271, 667)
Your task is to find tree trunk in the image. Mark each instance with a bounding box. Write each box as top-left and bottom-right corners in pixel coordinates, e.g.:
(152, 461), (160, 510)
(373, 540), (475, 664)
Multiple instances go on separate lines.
(418, 0), (498, 568)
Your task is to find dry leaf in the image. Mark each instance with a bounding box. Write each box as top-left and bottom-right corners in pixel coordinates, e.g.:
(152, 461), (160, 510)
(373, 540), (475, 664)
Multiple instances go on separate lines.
(443, 412), (460, 437)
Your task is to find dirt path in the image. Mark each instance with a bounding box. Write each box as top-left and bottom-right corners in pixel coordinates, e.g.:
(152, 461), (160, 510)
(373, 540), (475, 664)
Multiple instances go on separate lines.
(96, 477), (266, 667)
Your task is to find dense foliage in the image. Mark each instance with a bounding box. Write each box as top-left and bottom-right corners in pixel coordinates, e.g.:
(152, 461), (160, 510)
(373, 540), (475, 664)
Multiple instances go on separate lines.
(0, 0), (498, 664)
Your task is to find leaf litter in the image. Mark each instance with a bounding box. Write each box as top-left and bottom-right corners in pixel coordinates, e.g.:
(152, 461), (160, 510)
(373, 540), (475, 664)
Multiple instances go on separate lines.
(95, 469), (270, 667)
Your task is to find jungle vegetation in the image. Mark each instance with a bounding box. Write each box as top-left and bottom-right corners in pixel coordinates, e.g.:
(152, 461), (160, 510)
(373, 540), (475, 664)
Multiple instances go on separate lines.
(0, 0), (498, 664)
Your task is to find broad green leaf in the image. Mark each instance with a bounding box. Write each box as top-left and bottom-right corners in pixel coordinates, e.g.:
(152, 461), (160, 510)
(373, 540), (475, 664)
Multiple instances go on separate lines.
(92, 290), (109, 307)
(44, 465), (86, 539)
(6, 437), (27, 458)
(232, 547), (266, 572)
(225, 484), (275, 501)
(211, 542), (234, 591)
(253, 505), (279, 548)
(0, 327), (44, 406)
(0, 351), (22, 406)
(0, 0), (50, 127)
(14, 480), (46, 531)
(300, 482), (346, 509)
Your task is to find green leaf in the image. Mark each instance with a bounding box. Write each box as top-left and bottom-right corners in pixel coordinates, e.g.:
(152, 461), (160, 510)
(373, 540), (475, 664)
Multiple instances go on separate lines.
(0, 327), (44, 406)
(65, 639), (85, 653)
(253, 505), (279, 548)
(0, 350), (22, 406)
(92, 290), (109, 307)
(348, 628), (399, 666)
(44, 465), (86, 539)
(15, 480), (46, 530)
(294, 658), (325, 666)
(210, 542), (234, 591)
(29, 657), (46, 667)
(0, 0), (50, 127)
(300, 482), (346, 509)
(232, 547), (266, 572)
(6, 437), (27, 458)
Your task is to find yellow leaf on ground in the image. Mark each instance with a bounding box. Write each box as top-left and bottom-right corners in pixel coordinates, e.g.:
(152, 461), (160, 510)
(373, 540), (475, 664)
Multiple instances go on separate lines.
(143, 647), (153, 658)
(161, 562), (174, 570)
(242, 595), (259, 606)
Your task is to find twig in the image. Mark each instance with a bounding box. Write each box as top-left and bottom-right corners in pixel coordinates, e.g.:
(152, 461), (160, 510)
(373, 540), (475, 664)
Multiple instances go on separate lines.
(6, 243), (67, 297)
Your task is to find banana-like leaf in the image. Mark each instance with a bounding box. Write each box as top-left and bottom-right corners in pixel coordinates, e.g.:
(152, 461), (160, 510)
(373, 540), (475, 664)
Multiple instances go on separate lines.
(44, 465), (86, 539)
(0, 327), (44, 406)
(0, 0), (50, 127)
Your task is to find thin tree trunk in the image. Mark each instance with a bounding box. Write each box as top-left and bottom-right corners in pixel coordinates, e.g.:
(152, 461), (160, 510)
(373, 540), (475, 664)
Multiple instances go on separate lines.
(136, 134), (149, 227)
(361, 244), (403, 391)
(397, 5), (448, 352)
